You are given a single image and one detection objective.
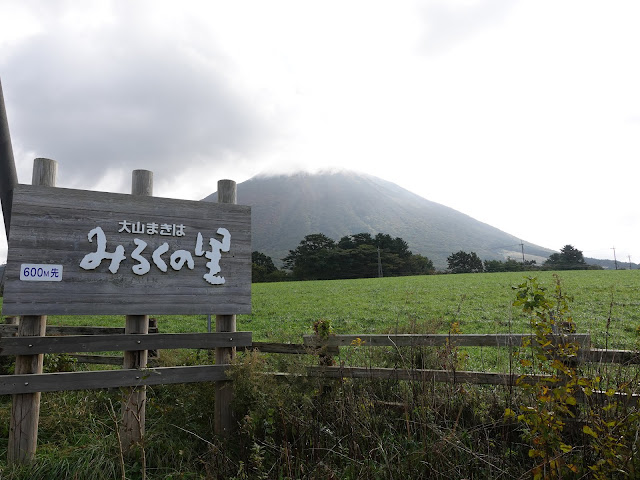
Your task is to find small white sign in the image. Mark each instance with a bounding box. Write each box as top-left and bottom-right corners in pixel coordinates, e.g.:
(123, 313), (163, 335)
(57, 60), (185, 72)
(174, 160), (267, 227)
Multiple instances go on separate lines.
(20, 264), (64, 282)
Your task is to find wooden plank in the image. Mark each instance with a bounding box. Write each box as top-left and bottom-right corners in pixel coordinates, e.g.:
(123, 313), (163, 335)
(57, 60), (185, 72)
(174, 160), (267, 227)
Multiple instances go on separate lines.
(579, 348), (640, 364)
(2, 183), (251, 316)
(248, 342), (339, 355)
(303, 333), (591, 349)
(0, 332), (252, 355)
(0, 324), (159, 336)
(69, 354), (159, 366)
(250, 342), (310, 354)
(0, 365), (229, 395)
(306, 367), (639, 404)
(70, 355), (124, 365)
(307, 366), (545, 386)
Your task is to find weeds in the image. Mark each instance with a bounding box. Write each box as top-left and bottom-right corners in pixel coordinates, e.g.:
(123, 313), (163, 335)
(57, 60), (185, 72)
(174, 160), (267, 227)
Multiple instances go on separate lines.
(510, 275), (640, 479)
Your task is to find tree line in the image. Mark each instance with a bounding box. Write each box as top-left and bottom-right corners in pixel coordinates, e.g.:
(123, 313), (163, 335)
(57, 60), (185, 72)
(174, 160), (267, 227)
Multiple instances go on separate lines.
(252, 240), (603, 283)
(253, 232), (434, 282)
(447, 244), (603, 274)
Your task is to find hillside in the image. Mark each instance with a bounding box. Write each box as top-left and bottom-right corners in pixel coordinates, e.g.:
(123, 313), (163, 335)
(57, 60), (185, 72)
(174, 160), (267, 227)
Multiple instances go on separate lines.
(203, 171), (554, 269)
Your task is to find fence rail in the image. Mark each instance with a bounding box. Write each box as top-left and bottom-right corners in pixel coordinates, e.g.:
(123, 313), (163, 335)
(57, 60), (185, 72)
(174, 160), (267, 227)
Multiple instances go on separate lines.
(0, 365), (229, 395)
(0, 324), (159, 336)
(303, 333), (591, 348)
(0, 332), (251, 356)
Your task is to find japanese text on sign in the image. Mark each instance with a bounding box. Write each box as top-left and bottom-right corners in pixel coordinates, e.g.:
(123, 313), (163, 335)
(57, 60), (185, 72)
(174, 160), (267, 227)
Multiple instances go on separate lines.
(118, 220), (186, 237)
(20, 264), (64, 282)
(80, 223), (231, 285)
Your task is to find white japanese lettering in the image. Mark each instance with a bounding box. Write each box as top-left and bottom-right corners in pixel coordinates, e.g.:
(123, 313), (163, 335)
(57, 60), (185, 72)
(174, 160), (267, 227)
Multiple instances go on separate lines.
(152, 242), (170, 272)
(79, 225), (232, 283)
(203, 228), (231, 285)
(170, 250), (195, 270)
(118, 220), (132, 233)
(80, 227), (126, 273)
(131, 238), (151, 275)
(146, 222), (159, 235)
(159, 224), (174, 236)
(131, 221), (145, 234)
(195, 232), (205, 256)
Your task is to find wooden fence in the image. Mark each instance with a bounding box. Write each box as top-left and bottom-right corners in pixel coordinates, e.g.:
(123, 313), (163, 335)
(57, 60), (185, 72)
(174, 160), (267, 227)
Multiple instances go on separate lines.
(244, 332), (640, 406)
(1, 318), (161, 366)
(298, 333), (640, 389)
(4, 329), (640, 396)
(0, 327), (251, 395)
(4, 322), (640, 462)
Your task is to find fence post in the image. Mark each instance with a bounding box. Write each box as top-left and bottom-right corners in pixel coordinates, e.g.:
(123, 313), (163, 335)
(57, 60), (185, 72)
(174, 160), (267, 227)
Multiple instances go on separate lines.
(215, 179), (236, 435)
(8, 157), (57, 464)
(120, 169), (152, 454)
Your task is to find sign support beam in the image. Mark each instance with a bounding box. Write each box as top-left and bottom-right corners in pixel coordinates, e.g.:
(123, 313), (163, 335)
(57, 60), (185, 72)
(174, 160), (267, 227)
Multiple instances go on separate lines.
(120, 169), (152, 455)
(8, 158), (56, 465)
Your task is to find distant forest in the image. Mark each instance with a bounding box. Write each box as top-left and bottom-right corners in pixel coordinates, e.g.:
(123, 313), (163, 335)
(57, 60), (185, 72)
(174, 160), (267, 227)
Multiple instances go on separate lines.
(253, 232), (434, 282)
(252, 237), (607, 283)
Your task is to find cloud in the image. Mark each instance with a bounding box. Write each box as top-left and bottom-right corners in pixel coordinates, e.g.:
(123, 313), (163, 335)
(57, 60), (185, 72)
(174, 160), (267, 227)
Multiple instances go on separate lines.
(2, 2), (277, 193)
(419, 0), (516, 54)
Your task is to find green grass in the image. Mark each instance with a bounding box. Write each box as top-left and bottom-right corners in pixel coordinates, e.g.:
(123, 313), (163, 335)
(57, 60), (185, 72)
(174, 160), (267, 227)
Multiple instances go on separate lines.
(5, 269), (638, 350)
(247, 270), (640, 345)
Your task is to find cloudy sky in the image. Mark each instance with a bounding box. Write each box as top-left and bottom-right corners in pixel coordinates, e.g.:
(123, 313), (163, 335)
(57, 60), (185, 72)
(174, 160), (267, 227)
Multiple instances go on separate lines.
(1, 0), (639, 265)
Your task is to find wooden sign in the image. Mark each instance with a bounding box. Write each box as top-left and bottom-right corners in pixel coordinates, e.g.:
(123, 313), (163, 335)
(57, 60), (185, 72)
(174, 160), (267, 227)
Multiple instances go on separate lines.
(2, 184), (251, 315)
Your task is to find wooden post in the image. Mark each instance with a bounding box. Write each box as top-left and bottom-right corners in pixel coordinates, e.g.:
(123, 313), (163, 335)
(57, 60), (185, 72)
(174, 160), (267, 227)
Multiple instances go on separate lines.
(120, 169), (152, 453)
(8, 158), (56, 464)
(215, 179), (237, 435)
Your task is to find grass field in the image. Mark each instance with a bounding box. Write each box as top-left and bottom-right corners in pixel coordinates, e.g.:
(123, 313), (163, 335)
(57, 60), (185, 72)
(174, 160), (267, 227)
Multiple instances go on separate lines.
(33, 269), (640, 348)
(1, 269), (640, 479)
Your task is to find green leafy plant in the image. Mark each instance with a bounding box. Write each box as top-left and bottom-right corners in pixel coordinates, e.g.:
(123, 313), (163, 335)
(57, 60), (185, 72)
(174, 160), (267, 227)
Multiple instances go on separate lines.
(312, 318), (334, 339)
(43, 353), (77, 373)
(510, 275), (584, 479)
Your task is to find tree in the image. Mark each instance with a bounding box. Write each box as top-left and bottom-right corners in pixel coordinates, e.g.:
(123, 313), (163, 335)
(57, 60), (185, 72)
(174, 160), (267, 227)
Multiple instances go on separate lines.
(407, 254), (435, 275)
(375, 233), (411, 258)
(337, 233), (374, 250)
(282, 233), (339, 280)
(484, 257), (537, 273)
(544, 245), (587, 270)
(252, 251), (282, 282)
(447, 251), (483, 274)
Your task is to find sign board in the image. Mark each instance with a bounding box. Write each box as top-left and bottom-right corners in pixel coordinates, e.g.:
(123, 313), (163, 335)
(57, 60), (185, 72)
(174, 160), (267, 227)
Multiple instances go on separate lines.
(2, 184), (251, 315)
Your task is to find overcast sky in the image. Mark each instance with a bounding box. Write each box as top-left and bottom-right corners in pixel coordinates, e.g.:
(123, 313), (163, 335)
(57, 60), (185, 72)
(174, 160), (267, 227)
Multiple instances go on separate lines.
(1, 0), (639, 265)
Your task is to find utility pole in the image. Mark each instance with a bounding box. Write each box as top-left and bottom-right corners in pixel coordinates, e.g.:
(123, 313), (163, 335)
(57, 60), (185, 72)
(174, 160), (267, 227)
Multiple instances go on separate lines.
(628, 255), (632, 270)
(377, 247), (383, 278)
(612, 247), (618, 270)
(520, 242), (525, 264)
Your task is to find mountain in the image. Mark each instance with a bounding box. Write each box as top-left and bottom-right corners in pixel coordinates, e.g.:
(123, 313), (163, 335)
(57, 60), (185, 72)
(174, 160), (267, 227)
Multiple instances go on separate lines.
(203, 171), (554, 270)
